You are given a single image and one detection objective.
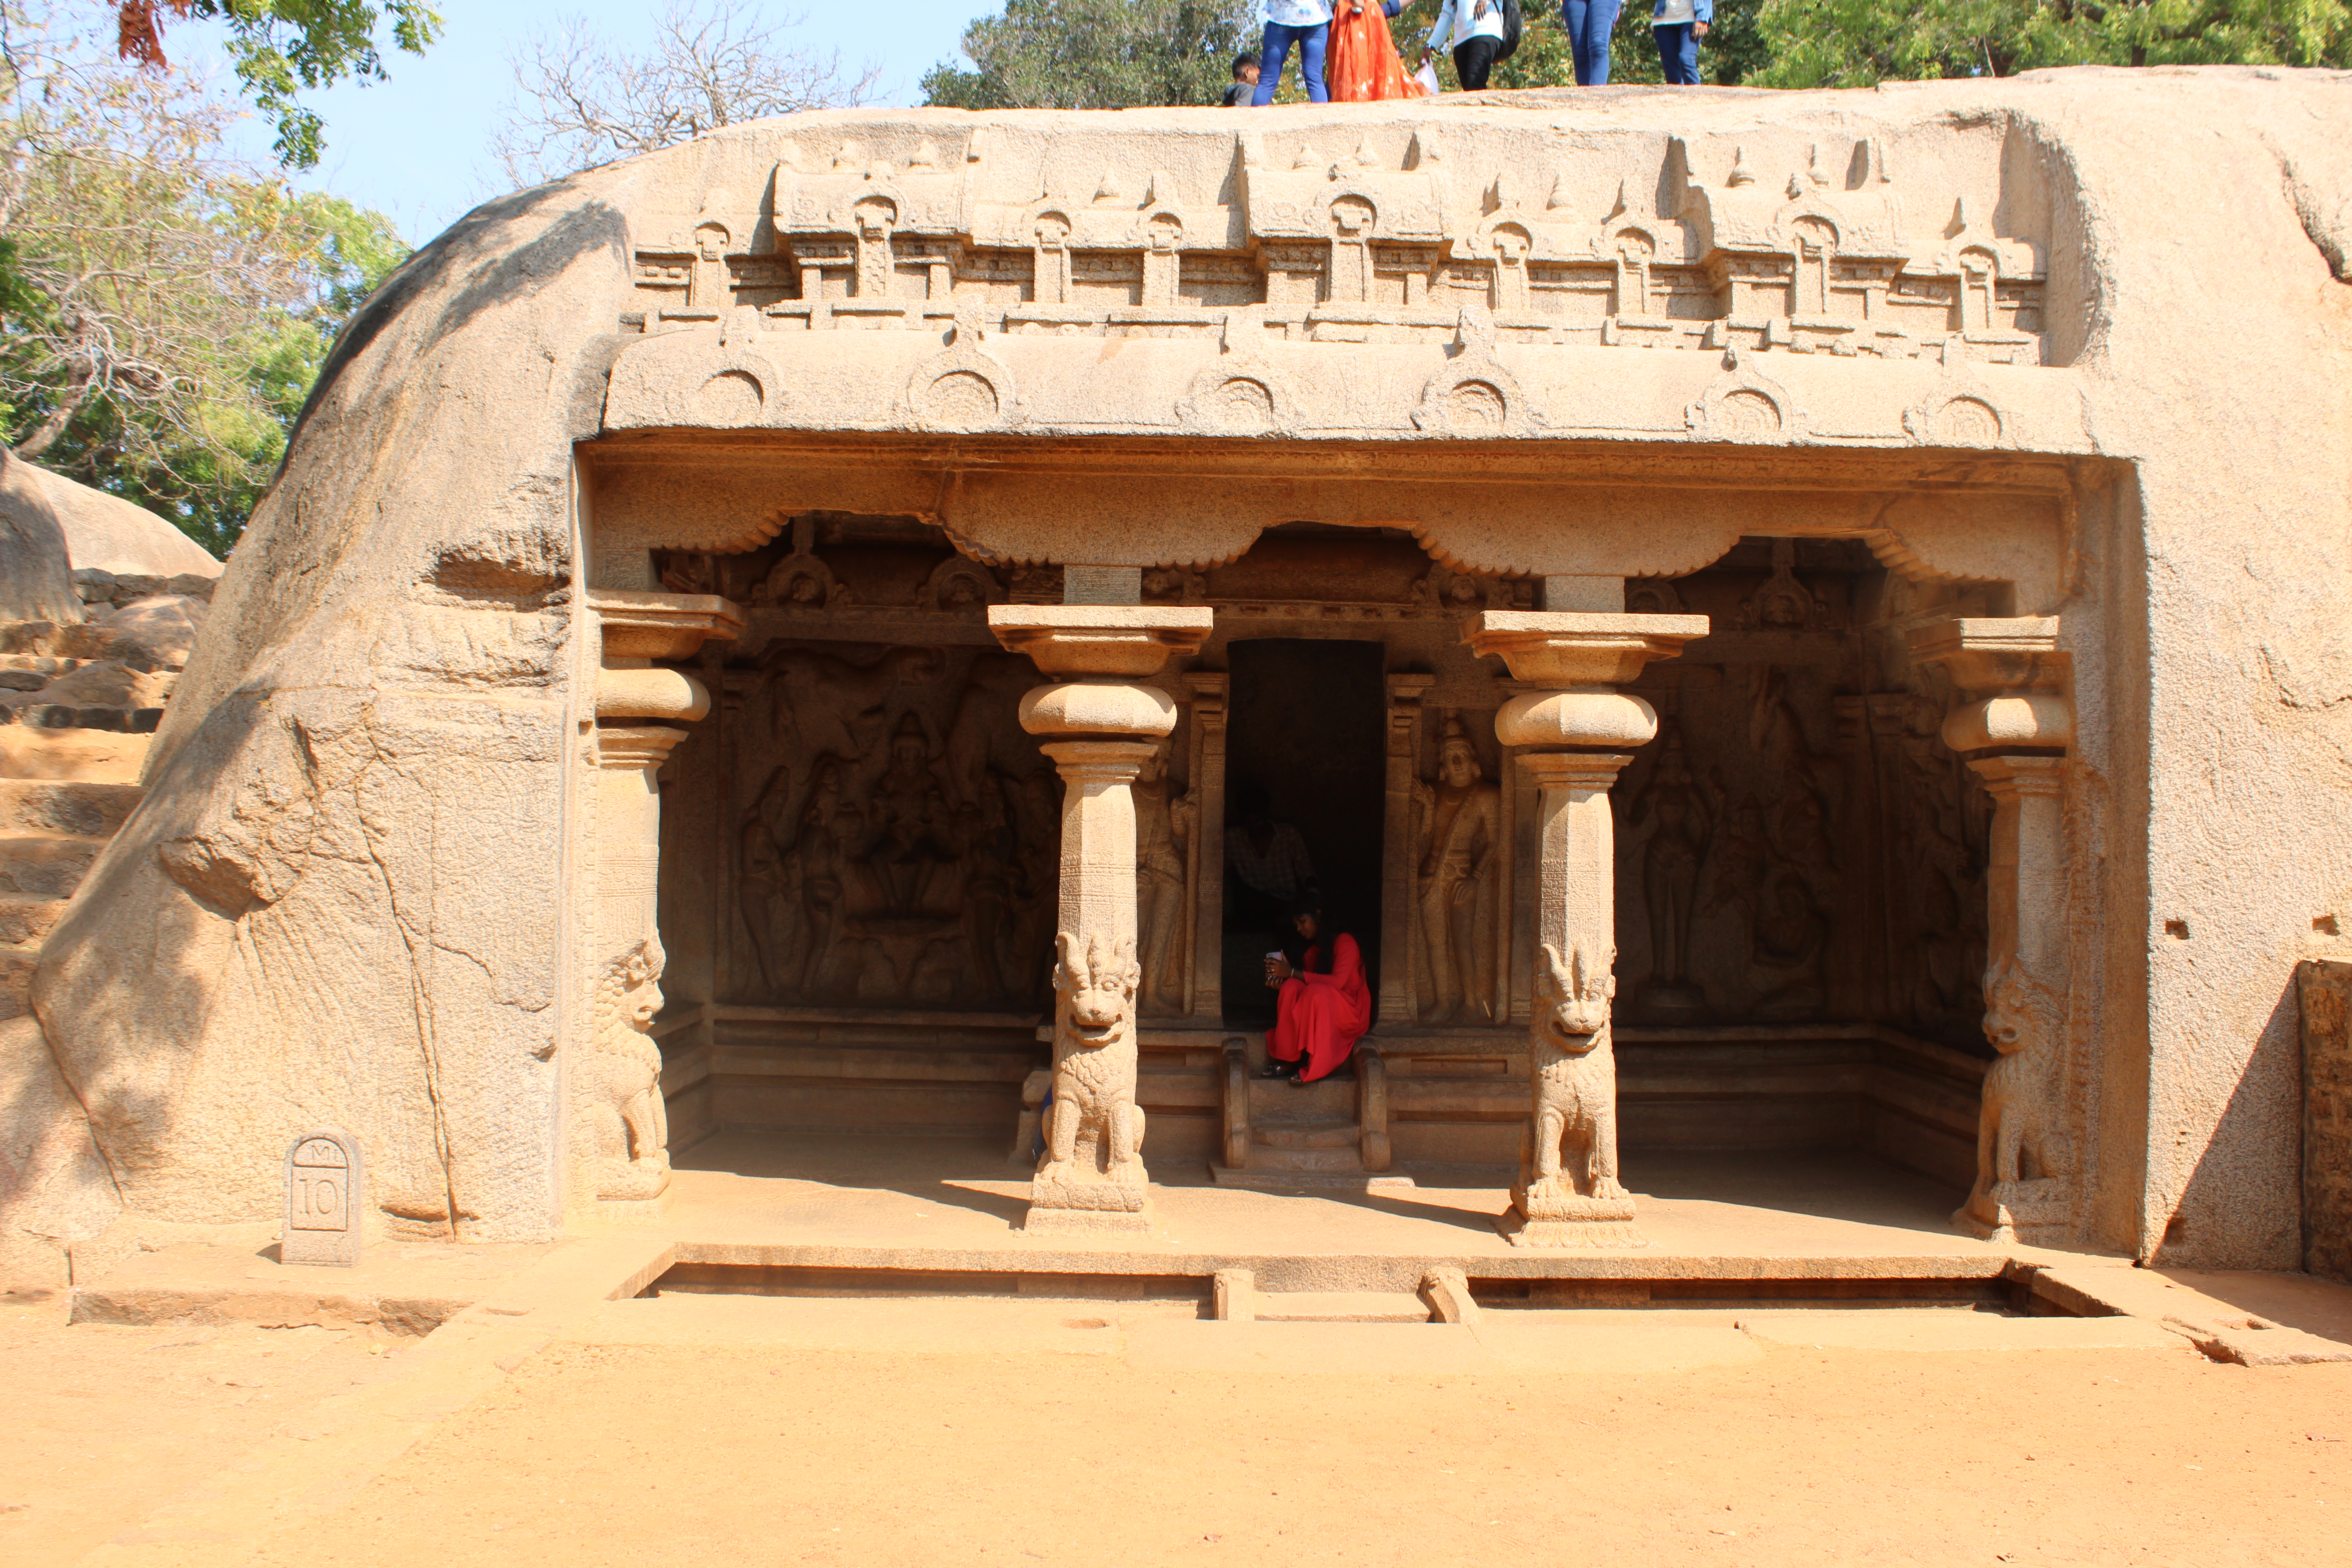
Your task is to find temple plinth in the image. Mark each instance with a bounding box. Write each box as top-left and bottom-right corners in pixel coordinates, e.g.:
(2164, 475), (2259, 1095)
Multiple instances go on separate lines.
(991, 603), (1213, 1235)
(1469, 610), (1708, 1247)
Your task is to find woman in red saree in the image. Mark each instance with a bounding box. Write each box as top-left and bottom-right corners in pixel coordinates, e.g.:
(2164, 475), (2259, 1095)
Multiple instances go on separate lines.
(1327, 0), (1430, 102)
(1262, 898), (1372, 1084)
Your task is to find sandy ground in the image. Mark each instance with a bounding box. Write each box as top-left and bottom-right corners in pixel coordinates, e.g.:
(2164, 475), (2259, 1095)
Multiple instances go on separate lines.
(0, 1292), (411, 1563)
(10, 1286), (2350, 1568)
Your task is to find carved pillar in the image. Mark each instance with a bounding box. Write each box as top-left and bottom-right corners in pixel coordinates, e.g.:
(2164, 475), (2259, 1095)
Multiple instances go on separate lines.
(1380, 675), (1436, 1025)
(1184, 672), (1229, 1021)
(991, 603), (1214, 1235)
(1468, 609), (1707, 1247)
(1911, 617), (2075, 1243)
(575, 589), (744, 1224)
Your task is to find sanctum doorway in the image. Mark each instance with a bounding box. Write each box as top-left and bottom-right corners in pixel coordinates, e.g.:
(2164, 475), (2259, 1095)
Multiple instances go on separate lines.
(1221, 638), (1387, 1029)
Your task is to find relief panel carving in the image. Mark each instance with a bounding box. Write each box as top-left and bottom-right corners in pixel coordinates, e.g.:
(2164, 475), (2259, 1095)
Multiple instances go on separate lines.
(729, 642), (1061, 1010)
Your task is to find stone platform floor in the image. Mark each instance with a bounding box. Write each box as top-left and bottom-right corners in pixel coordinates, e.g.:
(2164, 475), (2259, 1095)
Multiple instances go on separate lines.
(664, 1132), (2079, 1287)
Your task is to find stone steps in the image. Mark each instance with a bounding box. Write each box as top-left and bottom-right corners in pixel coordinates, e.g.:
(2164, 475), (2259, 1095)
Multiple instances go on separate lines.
(1212, 1268), (1481, 1327)
(0, 779), (143, 837)
(0, 892), (69, 949)
(1252, 1290), (1433, 1323)
(0, 834), (106, 898)
(1253, 1120), (1358, 1151)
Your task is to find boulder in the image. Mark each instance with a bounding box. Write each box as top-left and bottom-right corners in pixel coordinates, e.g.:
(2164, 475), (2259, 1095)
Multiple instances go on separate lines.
(26, 465), (220, 581)
(0, 450), (87, 626)
(92, 595), (208, 671)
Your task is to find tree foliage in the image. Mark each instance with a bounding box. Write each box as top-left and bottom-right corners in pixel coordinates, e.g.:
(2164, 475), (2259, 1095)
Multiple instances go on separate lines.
(493, 0), (880, 186)
(1751, 0), (2352, 84)
(923, 0), (1259, 109)
(1474, 0), (1771, 87)
(107, 0), (439, 168)
(0, 4), (407, 553)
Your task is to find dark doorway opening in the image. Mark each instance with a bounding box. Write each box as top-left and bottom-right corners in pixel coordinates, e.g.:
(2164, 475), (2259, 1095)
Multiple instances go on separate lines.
(1221, 639), (1387, 1026)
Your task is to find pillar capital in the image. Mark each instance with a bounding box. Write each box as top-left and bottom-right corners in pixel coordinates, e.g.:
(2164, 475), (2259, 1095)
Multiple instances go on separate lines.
(1019, 682), (1177, 741)
(989, 604), (1213, 678)
(1519, 750), (1639, 792)
(1909, 616), (2073, 754)
(1969, 750), (2068, 799)
(1038, 737), (1162, 783)
(1907, 616), (2066, 696)
(588, 588), (744, 664)
(1465, 610), (1710, 689)
(595, 724), (691, 771)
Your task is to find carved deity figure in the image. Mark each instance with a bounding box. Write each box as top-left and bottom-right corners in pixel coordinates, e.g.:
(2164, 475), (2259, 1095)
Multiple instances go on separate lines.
(1962, 957), (2067, 1229)
(1133, 744), (1193, 1014)
(1413, 720), (1501, 1022)
(1520, 942), (1628, 1204)
(867, 715), (955, 916)
(1037, 932), (1147, 1192)
(1631, 731), (1708, 1013)
(577, 936), (671, 1203)
(1749, 872), (1828, 1018)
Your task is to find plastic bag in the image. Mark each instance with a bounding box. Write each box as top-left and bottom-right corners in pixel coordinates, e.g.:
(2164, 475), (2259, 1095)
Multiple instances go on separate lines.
(1412, 58), (1443, 95)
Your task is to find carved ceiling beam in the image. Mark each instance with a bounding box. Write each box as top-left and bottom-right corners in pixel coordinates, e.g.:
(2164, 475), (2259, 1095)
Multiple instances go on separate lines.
(582, 437), (2083, 612)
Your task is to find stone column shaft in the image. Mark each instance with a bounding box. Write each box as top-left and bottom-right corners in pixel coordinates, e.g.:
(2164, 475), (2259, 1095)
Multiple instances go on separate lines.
(1379, 675), (1436, 1025)
(1468, 610), (1708, 1249)
(1183, 675), (1229, 1020)
(1910, 616), (2075, 1244)
(991, 603), (1213, 1236)
(571, 589), (744, 1226)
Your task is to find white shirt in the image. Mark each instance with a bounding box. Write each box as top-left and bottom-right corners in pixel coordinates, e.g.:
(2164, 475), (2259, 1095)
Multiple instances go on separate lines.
(1653, 0), (1695, 21)
(1267, 0), (1333, 25)
(1426, 0), (1506, 52)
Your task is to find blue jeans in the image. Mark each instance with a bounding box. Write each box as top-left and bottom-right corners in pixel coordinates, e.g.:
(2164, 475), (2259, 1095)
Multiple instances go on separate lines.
(1561, 0), (1621, 84)
(1653, 20), (1699, 82)
(1252, 21), (1328, 104)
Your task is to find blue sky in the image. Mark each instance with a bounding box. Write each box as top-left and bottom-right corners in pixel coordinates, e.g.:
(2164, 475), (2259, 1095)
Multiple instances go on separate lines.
(195, 0), (992, 244)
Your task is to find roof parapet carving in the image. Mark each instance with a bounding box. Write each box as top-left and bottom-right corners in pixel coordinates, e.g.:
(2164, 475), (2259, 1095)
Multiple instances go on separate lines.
(624, 128), (2049, 367)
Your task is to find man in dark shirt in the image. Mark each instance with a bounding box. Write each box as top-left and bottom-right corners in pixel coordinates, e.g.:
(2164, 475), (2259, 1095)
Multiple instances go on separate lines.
(1222, 53), (1261, 105)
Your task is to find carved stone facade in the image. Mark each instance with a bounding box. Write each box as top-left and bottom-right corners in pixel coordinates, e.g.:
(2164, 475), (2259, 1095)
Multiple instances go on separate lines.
(626, 132), (2046, 368)
(16, 79), (2348, 1285)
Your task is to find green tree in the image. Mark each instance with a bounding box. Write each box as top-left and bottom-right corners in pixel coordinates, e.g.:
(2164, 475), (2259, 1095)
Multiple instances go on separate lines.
(1477, 0), (1772, 89)
(1, 7), (409, 553)
(923, 0), (1259, 109)
(109, 0), (441, 168)
(1750, 0), (2352, 84)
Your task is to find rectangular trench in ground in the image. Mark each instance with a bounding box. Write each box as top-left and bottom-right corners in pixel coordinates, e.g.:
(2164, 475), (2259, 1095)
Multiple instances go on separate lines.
(642, 1263), (2096, 1319)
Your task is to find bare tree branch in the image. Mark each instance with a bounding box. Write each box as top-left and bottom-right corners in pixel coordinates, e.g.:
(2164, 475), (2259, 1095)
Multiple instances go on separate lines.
(493, 0), (882, 187)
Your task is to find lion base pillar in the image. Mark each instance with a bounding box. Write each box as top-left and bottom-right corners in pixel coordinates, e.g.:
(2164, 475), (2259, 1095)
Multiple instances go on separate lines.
(991, 602), (1213, 1238)
(1911, 619), (2075, 1246)
(1469, 610), (1708, 1250)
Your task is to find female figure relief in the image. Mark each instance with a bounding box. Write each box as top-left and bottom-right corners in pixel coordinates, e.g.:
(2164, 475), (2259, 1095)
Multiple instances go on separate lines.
(1414, 719), (1501, 1023)
(1632, 730), (1709, 1018)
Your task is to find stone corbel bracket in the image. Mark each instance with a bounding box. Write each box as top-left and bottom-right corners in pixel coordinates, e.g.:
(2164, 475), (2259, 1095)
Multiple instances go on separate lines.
(987, 604), (1214, 682)
(1908, 615), (2072, 752)
(589, 588), (746, 724)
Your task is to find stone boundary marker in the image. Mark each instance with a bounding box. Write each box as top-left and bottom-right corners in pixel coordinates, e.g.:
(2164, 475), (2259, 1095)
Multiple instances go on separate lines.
(283, 1128), (363, 1266)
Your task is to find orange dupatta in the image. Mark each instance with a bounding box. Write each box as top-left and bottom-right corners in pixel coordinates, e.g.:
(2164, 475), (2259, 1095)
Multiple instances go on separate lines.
(1327, 0), (1429, 101)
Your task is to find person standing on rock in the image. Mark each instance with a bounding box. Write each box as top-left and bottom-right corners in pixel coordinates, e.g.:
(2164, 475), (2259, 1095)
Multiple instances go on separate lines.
(1330, 0), (1429, 100)
(1251, 0), (1333, 103)
(1650, 0), (1709, 84)
(1560, 0), (1621, 84)
(1420, 0), (1507, 90)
